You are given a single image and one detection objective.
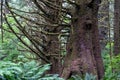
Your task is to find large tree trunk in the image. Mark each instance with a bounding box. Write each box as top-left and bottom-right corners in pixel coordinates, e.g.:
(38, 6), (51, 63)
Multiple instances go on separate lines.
(61, 0), (104, 79)
(114, 0), (120, 55)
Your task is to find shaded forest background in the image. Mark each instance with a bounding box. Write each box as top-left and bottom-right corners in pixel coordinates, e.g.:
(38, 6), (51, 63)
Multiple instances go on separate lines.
(0, 0), (120, 80)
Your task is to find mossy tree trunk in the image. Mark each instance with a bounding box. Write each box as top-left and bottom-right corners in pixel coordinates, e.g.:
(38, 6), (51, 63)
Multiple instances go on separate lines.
(43, 0), (62, 74)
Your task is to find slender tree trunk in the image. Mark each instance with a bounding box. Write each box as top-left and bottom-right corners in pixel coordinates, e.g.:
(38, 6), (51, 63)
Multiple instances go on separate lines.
(98, 0), (109, 50)
(45, 35), (61, 74)
(43, 0), (62, 74)
(61, 0), (104, 79)
(114, 0), (120, 55)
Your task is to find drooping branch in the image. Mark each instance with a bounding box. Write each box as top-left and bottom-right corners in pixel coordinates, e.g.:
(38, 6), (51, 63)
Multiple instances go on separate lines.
(3, 12), (50, 63)
(5, 1), (50, 63)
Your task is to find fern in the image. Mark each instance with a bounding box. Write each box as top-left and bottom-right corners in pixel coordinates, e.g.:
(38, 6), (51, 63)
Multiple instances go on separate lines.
(69, 73), (96, 80)
(0, 61), (64, 80)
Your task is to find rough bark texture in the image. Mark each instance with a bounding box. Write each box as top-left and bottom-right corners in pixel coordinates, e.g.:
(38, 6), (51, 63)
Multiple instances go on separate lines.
(114, 0), (120, 55)
(61, 0), (104, 79)
(43, 0), (62, 74)
(92, 1), (105, 79)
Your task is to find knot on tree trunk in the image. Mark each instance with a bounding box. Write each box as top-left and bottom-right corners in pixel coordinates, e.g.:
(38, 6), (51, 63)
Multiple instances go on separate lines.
(83, 18), (92, 30)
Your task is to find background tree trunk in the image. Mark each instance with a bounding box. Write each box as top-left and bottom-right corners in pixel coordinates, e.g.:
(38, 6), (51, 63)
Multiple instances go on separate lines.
(98, 0), (109, 50)
(43, 0), (62, 74)
(114, 0), (120, 55)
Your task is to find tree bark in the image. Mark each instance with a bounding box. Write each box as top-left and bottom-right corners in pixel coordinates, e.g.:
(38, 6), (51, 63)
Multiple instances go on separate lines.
(43, 0), (62, 74)
(114, 0), (120, 55)
(61, 0), (104, 79)
(45, 35), (61, 74)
